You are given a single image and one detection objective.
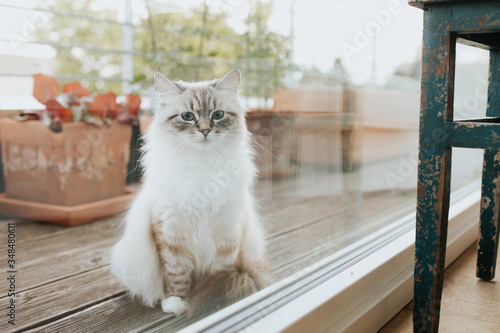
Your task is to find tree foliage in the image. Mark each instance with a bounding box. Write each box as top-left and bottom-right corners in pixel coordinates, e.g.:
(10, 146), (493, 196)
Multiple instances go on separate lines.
(134, 1), (244, 86)
(239, 0), (288, 100)
(36, 0), (289, 98)
(35, 0), (123, 93)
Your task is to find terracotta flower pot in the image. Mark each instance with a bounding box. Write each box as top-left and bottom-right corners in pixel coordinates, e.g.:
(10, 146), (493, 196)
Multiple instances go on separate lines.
(0, 119), (131, 206)
(139, 114), (153, 134)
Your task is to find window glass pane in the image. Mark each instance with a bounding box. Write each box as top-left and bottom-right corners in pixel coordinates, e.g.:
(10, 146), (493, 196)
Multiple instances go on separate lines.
(0, 0), (487, 329)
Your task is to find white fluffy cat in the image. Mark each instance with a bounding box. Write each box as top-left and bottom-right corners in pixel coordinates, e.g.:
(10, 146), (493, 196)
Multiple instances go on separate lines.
(111, 69), (273, 317)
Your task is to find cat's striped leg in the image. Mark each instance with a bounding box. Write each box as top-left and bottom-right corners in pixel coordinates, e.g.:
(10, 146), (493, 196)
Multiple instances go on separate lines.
(151, 219), (194, 315)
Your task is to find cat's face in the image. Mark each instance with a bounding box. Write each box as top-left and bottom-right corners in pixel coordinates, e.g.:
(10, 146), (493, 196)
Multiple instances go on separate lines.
(153, 70), (246, 147)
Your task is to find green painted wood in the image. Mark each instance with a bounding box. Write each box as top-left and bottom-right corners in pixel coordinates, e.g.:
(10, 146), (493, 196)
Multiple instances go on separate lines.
(486, 51), (500, 118)
(477, 50), (500, 281)
(409, 0), (474, 10)
(457, 117), (500, 123)
(450, 2), (500, 33)
(477, 149), (500, 280)
(409, 0), (498, 10)
(410, 2), (500, 50)
(414, 5), (455, 333)
(445, 122), (500, 149)
(457, 33), (500, 52)
(413, 1), (500, 331)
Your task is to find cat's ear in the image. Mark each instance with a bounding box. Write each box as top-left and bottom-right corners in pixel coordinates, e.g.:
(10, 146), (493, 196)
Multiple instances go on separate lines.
(215, 69), (240, 95)
(154, 72), (182, 96)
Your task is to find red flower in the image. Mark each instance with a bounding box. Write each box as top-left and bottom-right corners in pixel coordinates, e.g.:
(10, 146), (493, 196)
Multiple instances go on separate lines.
(32, 74), (139, 128)
(45, 99), (73, 122)
(126, 94), (141, 116)
(90, 92), (117, 118)
(62, 82), (90, 98)
(33, 74), (59, 104)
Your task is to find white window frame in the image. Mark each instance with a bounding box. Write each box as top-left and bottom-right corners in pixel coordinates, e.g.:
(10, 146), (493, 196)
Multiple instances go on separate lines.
(179, 182), (481, 333)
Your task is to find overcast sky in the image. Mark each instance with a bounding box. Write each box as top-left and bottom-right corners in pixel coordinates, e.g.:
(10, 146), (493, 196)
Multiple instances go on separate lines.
(0, 0), (489, 86)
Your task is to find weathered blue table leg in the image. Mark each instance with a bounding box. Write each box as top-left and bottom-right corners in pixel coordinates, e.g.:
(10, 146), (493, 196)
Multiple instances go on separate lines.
(413, 8), (455, 333)
(477, 50), (500, 281)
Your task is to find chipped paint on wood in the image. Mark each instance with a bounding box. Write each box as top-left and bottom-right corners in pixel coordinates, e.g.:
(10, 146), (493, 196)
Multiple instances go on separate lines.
(477, 149), (500, 280)
(409, 0), (468, 10)
(445, 121), (500, 149)
(477, 14), (493, 26)
(487, 51), (500, 117)
(451, 3), (500, 33)
(414, 4), (455, 332)
(477, 49), (500, 281)
(411, 1), (500, 332)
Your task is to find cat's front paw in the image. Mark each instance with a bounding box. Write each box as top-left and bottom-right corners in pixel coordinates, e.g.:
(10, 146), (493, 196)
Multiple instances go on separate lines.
(161, 296), (188, 315)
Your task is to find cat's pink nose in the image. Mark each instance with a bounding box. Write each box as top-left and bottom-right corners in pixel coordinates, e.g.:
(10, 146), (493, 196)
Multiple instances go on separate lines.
(200, 128), (211, 137)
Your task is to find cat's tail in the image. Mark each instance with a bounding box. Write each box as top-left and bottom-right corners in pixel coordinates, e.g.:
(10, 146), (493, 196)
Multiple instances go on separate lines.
(188, 261), (274, 318)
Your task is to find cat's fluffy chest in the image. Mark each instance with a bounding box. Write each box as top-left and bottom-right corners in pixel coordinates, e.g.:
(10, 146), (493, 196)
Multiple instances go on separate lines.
(146, 144), (252, 214)
(149, 182), (246, 278)
(145, 148), (249, 277)
(168, 214), (243, 279)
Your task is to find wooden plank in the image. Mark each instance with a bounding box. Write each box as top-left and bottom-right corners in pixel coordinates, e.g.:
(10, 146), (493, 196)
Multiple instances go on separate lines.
(13, 189), (414, 333)
(0, 170), (348, 307)
(445, 122), (500, 149)
(409, 0), (469, 10)
(264, 194), (352, 237)
(23, 295), (171, 333)
(0, 241), (113, 296)
(487, 51), (500, 117)
(29, 295), (193, 333)
(457, 34), (500, 52)
(442, 246), (500, 309)
(135, 194), (416, 332)
(413, 4), (455, 332)
(477, 149), (500, 280)
(258, 167), (355, 235)
(268, 192), (412, 266)
(140, 315), (194, 333)
(0, 216), (119, 244)
(477, 49), (500, 280)
(450, 2), (500, 33)
(266, 190), (413, 244)
(0, 218), (120, 296)
(381, 245), (500, 332)
(0, 220), (67, 243)
(378, 308), (413, 333)
(0, 266), (124, 333)
(0, 161), (414, 332)
(269, 194), (416, 278)
(0, 217), (119, 261)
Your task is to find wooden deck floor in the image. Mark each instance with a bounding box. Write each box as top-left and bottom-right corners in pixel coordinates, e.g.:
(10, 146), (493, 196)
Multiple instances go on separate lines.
(0, 166), (417, 333)
(379, 244), (500, 332)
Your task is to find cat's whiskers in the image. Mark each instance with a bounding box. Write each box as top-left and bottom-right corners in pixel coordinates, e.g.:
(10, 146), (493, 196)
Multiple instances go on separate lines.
(249, 137), (277, 170)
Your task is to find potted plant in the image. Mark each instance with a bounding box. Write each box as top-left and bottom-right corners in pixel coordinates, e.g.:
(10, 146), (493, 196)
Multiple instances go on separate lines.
(0, 74), (141, 225)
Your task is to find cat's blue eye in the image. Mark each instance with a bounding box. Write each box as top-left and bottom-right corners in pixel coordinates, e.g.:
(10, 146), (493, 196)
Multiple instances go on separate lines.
(211, 110), (224, 120)
(181, 112), (195, 121)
